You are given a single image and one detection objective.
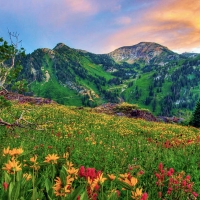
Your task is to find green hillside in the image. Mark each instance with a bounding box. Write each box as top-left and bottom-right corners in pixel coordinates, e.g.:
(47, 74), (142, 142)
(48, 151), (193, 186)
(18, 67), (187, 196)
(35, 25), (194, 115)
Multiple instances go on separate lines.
(17, 42), (200, 117)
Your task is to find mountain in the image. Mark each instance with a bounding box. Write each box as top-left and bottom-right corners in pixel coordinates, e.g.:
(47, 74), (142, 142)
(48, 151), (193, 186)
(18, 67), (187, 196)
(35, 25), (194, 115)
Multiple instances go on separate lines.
(17, 42), (200, 117)
(108, 42), (180, 64)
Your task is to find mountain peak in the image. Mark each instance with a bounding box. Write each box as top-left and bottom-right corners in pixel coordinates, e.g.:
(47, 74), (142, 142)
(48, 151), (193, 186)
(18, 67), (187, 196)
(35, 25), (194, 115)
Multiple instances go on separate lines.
(108, 42), (177, 64)
(53, 43), (70, 50)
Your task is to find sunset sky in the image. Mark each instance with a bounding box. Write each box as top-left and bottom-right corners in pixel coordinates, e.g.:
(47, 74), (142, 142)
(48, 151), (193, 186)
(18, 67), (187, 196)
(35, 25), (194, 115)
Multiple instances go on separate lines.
(0, 0), (200, 54)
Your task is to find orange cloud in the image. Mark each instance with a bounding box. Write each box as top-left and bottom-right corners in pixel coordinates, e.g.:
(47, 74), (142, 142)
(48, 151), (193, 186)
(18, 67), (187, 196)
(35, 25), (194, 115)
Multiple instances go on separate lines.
(104, 0), (200, 53)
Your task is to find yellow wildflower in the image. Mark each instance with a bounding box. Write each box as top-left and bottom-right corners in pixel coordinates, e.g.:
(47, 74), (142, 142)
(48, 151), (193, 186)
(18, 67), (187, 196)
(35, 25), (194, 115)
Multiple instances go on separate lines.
(9, 147), (23, 157)
(63, 152), (69, 159)
(15, 147), (23, 155)
(44, 154), (59, 164)
(29, 155), (40, 170)
(30, 155), (38, 163)
(2, 159), (22, 174)
(67, 167), (78, 178)
(119, 173), (129, 179)
(66, 175), (74, 185)
(97, 173), (107, 184)
(66, 161), (73, 168)
(107, 174), (116, 181)
(23, 173), (32, 181)
(131, 188), (143, 199)
(123, 177), (138, 187)
(53, 176), (73, 197)
(53, 177), (68, 197)
(3, 146), (10, 156)
(87, 177), (99, 191)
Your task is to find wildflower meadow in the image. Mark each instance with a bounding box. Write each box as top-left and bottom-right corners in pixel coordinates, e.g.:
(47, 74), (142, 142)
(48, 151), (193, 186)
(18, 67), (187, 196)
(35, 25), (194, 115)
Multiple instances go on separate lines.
(0, 102), (200, 199)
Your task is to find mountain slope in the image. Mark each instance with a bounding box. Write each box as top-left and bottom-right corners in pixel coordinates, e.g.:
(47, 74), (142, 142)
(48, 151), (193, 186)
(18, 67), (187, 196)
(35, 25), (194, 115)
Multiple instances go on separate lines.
(17, 42), (200, 117)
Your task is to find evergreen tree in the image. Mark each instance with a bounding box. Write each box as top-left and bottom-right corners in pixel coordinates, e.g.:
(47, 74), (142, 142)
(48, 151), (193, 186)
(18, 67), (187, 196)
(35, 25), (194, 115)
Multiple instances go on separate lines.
(190, 99), (200, 128)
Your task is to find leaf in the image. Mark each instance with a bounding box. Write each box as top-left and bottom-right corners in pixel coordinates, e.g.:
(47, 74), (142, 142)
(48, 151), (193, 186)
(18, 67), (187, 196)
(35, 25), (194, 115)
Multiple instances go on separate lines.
(66, 185), (85, 200)
(45, 179), (54, 199)
(45, 178), (52, 193)
(80, 191), (89, 200)
(107, 192), (118, 200)
(60, 166), (67, 185)
(4, 172), (11, 183)
(31, 187), (38, 200)
(12, 181), (20, 200)
(16, 170), (22, 182)
(8, 182), (14, 200)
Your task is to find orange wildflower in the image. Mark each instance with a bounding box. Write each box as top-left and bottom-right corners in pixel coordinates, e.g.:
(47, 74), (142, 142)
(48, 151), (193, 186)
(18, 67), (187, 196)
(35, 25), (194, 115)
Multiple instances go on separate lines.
(9, 147), (24, 157)
(123, 177), (138, 187)
(131, 188), (143, 199)
(67, 167), (78, 178)
(44, 154), (59, 164)
(53, 176), (74, 197)
(107, 174), (116, 181)
(30, 155), (37, 163)
(23, 173), (32, 181)
(2, 159), (22, 174)
(97, 173), (107, 184)
(3, 147), (10, 156)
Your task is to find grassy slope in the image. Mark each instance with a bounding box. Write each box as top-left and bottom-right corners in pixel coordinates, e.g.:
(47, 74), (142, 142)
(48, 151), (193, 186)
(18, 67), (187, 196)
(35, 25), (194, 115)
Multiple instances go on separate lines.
(0, 102), (200, 198)
(31, 55), (83, 106)
(30, 49), (114, 106)
(24, 47), (200, 117)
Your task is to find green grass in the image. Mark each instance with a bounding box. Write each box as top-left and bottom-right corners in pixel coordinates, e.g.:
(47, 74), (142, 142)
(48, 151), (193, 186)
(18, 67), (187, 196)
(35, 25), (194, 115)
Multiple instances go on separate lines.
(0, 102), (200, 199)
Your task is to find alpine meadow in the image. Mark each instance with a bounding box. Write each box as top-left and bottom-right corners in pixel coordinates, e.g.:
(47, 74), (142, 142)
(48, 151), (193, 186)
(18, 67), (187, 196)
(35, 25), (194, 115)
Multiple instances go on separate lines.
(1, 30), (200, 200)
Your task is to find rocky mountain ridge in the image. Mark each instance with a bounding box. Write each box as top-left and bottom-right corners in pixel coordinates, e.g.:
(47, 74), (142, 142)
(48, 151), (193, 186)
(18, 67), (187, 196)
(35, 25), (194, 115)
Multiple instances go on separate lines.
(108, 42), (181, 64)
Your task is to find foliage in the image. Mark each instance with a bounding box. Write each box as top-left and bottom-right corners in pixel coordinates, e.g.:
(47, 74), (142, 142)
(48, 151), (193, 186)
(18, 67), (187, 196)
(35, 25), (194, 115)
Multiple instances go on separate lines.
(0, 34), (25, 91)
(0, 96), (12, 109)
(190, 99), (200, 128)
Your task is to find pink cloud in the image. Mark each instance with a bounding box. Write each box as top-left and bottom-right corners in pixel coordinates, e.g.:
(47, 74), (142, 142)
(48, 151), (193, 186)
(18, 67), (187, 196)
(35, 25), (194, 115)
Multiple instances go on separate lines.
(115, 16), (132, 25)
(103, 0), (200, 53)
(65, 0), (97, 14)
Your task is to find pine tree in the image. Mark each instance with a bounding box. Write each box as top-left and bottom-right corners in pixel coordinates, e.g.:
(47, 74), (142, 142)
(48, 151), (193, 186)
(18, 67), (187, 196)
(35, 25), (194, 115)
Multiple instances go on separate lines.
(190, 99), (200, 128)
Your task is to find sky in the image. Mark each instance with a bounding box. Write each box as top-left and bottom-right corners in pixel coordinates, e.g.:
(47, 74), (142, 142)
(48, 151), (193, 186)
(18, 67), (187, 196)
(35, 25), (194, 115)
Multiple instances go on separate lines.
(0, 0), (200, 54)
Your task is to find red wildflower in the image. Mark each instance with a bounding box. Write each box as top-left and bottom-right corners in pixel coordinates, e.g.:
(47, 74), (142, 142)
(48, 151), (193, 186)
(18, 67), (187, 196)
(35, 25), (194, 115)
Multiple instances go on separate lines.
(158, 191), (162, 198)
(116, 190), (120, 197)
(140, 192), (148, 200)
(79, 166), (85, 177)
(186, 175), (190, 180)
(158, 163), (163, 171)
(3, 182), (9, 190)
(192, 192), (198, 198)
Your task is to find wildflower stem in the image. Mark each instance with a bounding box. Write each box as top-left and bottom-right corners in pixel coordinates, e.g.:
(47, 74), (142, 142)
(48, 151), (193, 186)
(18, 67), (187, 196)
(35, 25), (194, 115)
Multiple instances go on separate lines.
(102, 184), (103, 199)
(32, 168), (35, 200)
(14, 169), (16, 183)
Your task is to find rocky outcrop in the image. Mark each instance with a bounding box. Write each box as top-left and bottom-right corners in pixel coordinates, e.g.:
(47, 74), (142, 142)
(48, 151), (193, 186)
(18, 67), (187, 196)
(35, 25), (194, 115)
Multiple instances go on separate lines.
(0, 90), (54, 105)
(93, 103), (183, 123)
(93, 103), (158, 122)
(108, 42), (179, 64)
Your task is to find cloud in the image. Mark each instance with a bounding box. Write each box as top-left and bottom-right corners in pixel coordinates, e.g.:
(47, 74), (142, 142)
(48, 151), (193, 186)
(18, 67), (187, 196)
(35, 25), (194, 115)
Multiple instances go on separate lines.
(103, 0), (200, 53)
(65, 0), (97, 13)
(115, 16), (132, 25)
(1, 0), (200, 54)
